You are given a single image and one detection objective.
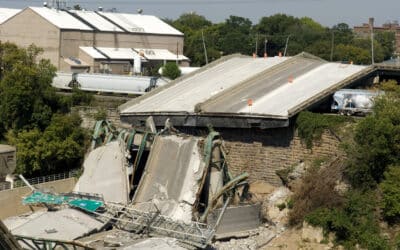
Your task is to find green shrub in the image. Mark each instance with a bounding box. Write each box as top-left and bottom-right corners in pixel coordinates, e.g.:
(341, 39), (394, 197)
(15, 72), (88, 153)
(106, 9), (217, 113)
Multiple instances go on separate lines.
(296, 111), (351, 148)
(380, 166), (400, 222)
(306, 190), (389, 249)
(277, 203), (286, 211)
(345, 85), (400, 187)
(93, 109), (107, 121)
(161, 62), (181, 80)
(275, 166), (294, 186)
(7, 113), (89, 177)
(289, 161), (344, 225)
(71, 87), (94, 106)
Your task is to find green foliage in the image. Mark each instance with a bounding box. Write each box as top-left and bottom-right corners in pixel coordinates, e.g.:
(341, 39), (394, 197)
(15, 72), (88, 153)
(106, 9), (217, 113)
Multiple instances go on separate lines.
(169, 14), (395, 65)
(93, 109), (107, 121)
(217, 16), (254, 55)
(346, 81), (400, 187)
(306, 191), (388, 249)
(333, 44), (371, 64)
(380, 166), (400, 222)
(70, 87), (94, 106)
(277, 202), (286, 211)
(276, 165), (294, 186)
(289, 162), (344, 225)
(7, 114), (88, 177)
(375, 31), (396, 60)
(0, 43), (60, 132)
(162, 62), (181, 80)
(296, 111), (352, 148)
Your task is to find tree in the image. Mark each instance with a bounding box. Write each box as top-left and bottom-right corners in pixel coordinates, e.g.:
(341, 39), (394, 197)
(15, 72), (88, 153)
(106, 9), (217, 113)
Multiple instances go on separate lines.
(331, 23), (354, 45)
(255, 14), (300, 56)
(346, 80), (400, 187)
(73, 4), (82, 10)
(0, 43), (59, 132)
(171, 13), (215, 66)
(7, 114), (88, 176)
(375, 31), (396, 60)
(217, 16), (254, 55)
(380, 166), (400, 222)
(162, 62), (181, 80)
(333, 44), (371, 64)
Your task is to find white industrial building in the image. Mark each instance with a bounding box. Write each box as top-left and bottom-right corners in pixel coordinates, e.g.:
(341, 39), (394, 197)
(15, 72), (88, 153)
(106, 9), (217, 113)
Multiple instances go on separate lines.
(0, 7), (188, 74)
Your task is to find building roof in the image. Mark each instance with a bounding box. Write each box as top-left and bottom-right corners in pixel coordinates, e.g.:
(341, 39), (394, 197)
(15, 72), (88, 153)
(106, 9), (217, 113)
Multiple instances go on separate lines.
(95, 47), (137, 60)
(134, 48), (189, 61)
(0, 8), (21, 24)
(80, 46), (187, 61)
(97, 12), (183, 36)
(8, 7), (183, 36)
(79, 46), (107, 59)
(29, 7), (92, 30)
(120, 53), (371, 129)
(69, 10), (124, 32)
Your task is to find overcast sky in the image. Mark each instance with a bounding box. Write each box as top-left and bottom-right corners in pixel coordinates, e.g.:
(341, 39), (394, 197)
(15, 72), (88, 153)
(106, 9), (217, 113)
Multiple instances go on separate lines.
(1, 0), (399, 27)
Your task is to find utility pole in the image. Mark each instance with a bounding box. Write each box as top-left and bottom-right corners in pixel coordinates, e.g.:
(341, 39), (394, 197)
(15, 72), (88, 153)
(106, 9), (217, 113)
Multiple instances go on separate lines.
(255, 33), (258, 56)
(264, 37), (268, 56)
(201, 29), (208, 65)
(330, 31), (335, 61)
(369, 17), (375, 65)
(284, 35), (291, 56)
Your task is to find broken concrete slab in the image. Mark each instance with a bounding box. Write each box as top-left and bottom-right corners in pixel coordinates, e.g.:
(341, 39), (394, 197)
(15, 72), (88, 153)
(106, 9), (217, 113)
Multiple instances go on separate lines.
(208, 204), (262, 238)
(74, 140), (129, 204)
(4, 208), (104, 241)
(123, 237), (186, 250)
(133, 135), (205, 223)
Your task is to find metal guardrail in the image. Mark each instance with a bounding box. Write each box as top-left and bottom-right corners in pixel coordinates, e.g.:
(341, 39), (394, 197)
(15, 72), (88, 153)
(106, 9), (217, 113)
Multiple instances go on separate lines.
(0, 169), (80, 191)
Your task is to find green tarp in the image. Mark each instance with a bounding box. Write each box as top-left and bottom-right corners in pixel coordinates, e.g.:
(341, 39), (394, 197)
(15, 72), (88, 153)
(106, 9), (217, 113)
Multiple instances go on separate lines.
(22, 191), (104, 212)
(68, 199), (103, 212)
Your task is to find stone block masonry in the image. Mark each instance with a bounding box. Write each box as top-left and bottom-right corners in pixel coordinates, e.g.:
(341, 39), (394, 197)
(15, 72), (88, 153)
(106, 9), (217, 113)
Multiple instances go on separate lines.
(220, 126), (341, 186)
(72, 106), (121, 129)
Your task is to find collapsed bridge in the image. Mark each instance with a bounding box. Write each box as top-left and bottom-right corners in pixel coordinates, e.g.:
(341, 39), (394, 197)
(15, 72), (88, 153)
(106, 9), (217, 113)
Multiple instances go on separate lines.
(4, 120), (258, 249)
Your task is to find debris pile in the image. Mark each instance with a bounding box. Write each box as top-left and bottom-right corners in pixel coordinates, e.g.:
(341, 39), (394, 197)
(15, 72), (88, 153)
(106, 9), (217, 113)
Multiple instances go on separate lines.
(3, 119), (264, 249)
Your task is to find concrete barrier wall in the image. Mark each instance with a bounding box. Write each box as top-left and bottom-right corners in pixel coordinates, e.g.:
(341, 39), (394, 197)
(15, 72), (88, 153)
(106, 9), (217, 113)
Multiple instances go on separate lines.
(0, 178), (76, 219)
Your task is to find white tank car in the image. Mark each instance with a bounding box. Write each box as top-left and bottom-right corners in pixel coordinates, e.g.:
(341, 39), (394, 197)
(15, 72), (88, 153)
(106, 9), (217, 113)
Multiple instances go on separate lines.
(52, 72), (169, 95)
(331, 89), (383, 115)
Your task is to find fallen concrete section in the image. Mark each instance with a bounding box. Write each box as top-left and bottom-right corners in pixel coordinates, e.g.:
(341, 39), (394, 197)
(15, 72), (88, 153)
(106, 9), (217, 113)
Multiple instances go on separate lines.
(4, 208), (104, 241)
(74, 140), (129, 204)
(133, 135), (205, 223)
(208, 204), (262, 239)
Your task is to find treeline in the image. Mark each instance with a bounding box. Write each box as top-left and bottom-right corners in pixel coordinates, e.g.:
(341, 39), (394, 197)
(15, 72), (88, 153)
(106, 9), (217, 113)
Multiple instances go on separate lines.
(0, 42), (92, 177)
(167, 13), (396, 65)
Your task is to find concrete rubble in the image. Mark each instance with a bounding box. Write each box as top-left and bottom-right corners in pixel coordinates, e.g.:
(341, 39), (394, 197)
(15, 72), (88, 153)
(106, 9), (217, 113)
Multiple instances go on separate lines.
(2, 122), (282, 249)
(74, 140), (129, 204)
(132, 134), (205, 223)
(4, 208), (104, 241)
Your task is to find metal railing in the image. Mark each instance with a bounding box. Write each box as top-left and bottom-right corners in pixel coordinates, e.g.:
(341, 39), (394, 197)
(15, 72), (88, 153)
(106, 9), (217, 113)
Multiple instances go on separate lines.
(0, 182), (11, 191)
(0, 169), (80, 191)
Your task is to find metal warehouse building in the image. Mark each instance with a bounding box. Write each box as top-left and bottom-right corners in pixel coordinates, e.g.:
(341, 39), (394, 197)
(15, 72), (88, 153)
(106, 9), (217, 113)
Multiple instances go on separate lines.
(0, 7), (188, 73)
